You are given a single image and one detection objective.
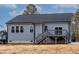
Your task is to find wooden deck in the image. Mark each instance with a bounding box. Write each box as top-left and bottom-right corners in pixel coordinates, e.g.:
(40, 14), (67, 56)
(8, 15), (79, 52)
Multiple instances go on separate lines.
(36, 30), (69, 44)
(47, 30), (69, 44)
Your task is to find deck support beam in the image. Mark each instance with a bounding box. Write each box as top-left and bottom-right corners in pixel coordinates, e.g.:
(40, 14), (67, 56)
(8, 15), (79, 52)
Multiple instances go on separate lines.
(64, 36), (66, 44)
(55, 37), (57, 44)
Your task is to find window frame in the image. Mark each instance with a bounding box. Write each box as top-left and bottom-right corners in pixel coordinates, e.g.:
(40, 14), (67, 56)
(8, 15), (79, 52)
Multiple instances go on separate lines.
(55, 27), (62, 35)
(20, 26), (24, 33)
(16, 26), (19, 33)
(30, 26), (34, 32)
(44, 25), (48, 32)
(11, 26), (15, 33)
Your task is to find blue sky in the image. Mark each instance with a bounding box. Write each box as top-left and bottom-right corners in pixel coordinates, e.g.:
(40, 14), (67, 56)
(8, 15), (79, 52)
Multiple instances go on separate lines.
(0, 4), (78, 31)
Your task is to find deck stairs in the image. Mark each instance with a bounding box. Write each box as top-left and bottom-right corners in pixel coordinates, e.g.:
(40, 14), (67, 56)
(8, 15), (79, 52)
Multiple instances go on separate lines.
(35, 31), (50, 44)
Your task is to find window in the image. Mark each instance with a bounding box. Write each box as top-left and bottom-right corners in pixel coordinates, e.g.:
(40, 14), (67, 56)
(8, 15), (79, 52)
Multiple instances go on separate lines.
(55, 27), (59, 35)
(11, 26), (24, 33)
(11, 26), (15, 33)
(59, 27), (62, 35)
(55, 27), (62, 35)
(30, 26), (33, 32)
(16, 26), (19, 33)
(20, 26), (24, 33)
(44, 26), (48, 31)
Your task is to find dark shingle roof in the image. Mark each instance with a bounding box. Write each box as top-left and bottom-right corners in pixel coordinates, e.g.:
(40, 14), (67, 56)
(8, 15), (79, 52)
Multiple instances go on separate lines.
(7, 13), (73, 24)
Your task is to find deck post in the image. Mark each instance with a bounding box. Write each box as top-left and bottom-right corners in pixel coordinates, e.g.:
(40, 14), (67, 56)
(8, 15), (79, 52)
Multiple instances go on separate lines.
(55, 37), (57, 44)
(65, 36), (66, 44)
(66, 35), (68, 43)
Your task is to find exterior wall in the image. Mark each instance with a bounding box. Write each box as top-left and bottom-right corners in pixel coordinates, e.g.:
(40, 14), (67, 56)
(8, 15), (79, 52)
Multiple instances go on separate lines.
(35, 24), (43, 43)
(35, 24), (42, 38)
(8, 23), (34, 43)
(7, 22), (70, 44)
(44, 22), (69, 34)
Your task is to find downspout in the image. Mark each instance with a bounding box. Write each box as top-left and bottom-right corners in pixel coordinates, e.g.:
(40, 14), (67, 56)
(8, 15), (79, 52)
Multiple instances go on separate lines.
(69, 21), (72, 43)
(6, 25), (8, 43)
(34, 24), (35, 43)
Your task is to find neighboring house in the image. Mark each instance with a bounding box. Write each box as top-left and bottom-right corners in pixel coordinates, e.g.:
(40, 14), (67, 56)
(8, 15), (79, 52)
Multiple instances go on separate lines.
(0, 31), (7, 43)
(6, 13), (73, 44)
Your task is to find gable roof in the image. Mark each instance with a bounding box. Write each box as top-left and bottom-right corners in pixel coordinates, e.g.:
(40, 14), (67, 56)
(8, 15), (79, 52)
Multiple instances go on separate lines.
(7, 13), (73, 24)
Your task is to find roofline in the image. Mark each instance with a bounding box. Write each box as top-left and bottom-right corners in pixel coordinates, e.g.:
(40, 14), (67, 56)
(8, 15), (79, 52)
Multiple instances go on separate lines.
(6, 21), (71, 24)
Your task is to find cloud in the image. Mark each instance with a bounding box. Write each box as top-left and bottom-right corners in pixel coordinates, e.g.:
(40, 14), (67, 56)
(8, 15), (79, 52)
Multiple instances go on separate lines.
(0, 4), (17, 9)
(51, 4), (78, 13)
(6, 4), (18, 17)
(47, 10), (65, 14)
(9, 10), (18, 17)
(57, 4), (78, 9)
(36, 5), (55, 14)
(52, 4), (79, 10)
(19, 7), (26, 15)
(0, 4), (18, 17)
(36, 5), (65, 14)
(55, 10), (65, 13)
(35, 4), (77, 14)
(36, 5), (42, 11)
(35, 4), (68, 14)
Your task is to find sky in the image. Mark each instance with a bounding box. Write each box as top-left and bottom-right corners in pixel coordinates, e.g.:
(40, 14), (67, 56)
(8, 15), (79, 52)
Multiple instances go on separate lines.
(0, 4), (79, 31)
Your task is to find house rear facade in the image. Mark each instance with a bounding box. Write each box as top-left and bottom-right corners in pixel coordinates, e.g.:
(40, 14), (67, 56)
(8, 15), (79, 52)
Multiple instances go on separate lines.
(6, 13), (73, 44)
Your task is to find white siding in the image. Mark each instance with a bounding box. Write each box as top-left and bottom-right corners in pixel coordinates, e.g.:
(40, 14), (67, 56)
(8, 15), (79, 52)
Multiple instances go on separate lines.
(7, 22), (70, 43)
(8, 24), (34, 43)
(44, 22), (69, 34)
(35, 24), (42, 38)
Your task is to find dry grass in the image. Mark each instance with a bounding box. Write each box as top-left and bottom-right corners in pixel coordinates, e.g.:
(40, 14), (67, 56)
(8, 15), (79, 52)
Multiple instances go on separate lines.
(0, 44), (79, 54)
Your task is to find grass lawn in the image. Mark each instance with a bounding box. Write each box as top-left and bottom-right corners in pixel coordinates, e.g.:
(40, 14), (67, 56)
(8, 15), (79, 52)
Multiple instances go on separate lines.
(0, 44), (79, 54)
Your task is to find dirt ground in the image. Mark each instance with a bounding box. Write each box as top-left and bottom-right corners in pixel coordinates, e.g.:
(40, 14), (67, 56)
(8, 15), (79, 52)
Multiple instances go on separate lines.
(0, 44), (79, 54)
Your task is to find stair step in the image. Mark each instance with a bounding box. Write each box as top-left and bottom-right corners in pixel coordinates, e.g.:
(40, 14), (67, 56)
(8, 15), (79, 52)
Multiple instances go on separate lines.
(35, 31), (49, 44)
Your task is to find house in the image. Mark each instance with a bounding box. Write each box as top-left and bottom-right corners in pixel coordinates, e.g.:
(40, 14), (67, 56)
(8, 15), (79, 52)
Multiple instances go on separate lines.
(0, 30), (7, 44)
(6, 13), (73, 44)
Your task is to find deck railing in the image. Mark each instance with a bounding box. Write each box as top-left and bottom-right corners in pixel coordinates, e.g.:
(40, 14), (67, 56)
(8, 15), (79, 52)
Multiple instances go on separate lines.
(35, 30), (68, 44)
(47, 30), (68, 36)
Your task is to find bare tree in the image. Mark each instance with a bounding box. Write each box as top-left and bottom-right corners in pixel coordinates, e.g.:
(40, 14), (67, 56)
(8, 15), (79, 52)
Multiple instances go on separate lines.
(72, 5), (79, 41)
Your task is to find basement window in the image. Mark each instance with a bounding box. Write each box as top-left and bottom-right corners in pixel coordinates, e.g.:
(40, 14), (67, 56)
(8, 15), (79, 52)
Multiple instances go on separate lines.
(11, 26), (15, 33)
(31, 40), (33, 42)
(16, 26), (19, 33)
(9, 40), (12, 42)
(20, 26), (24, 33)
